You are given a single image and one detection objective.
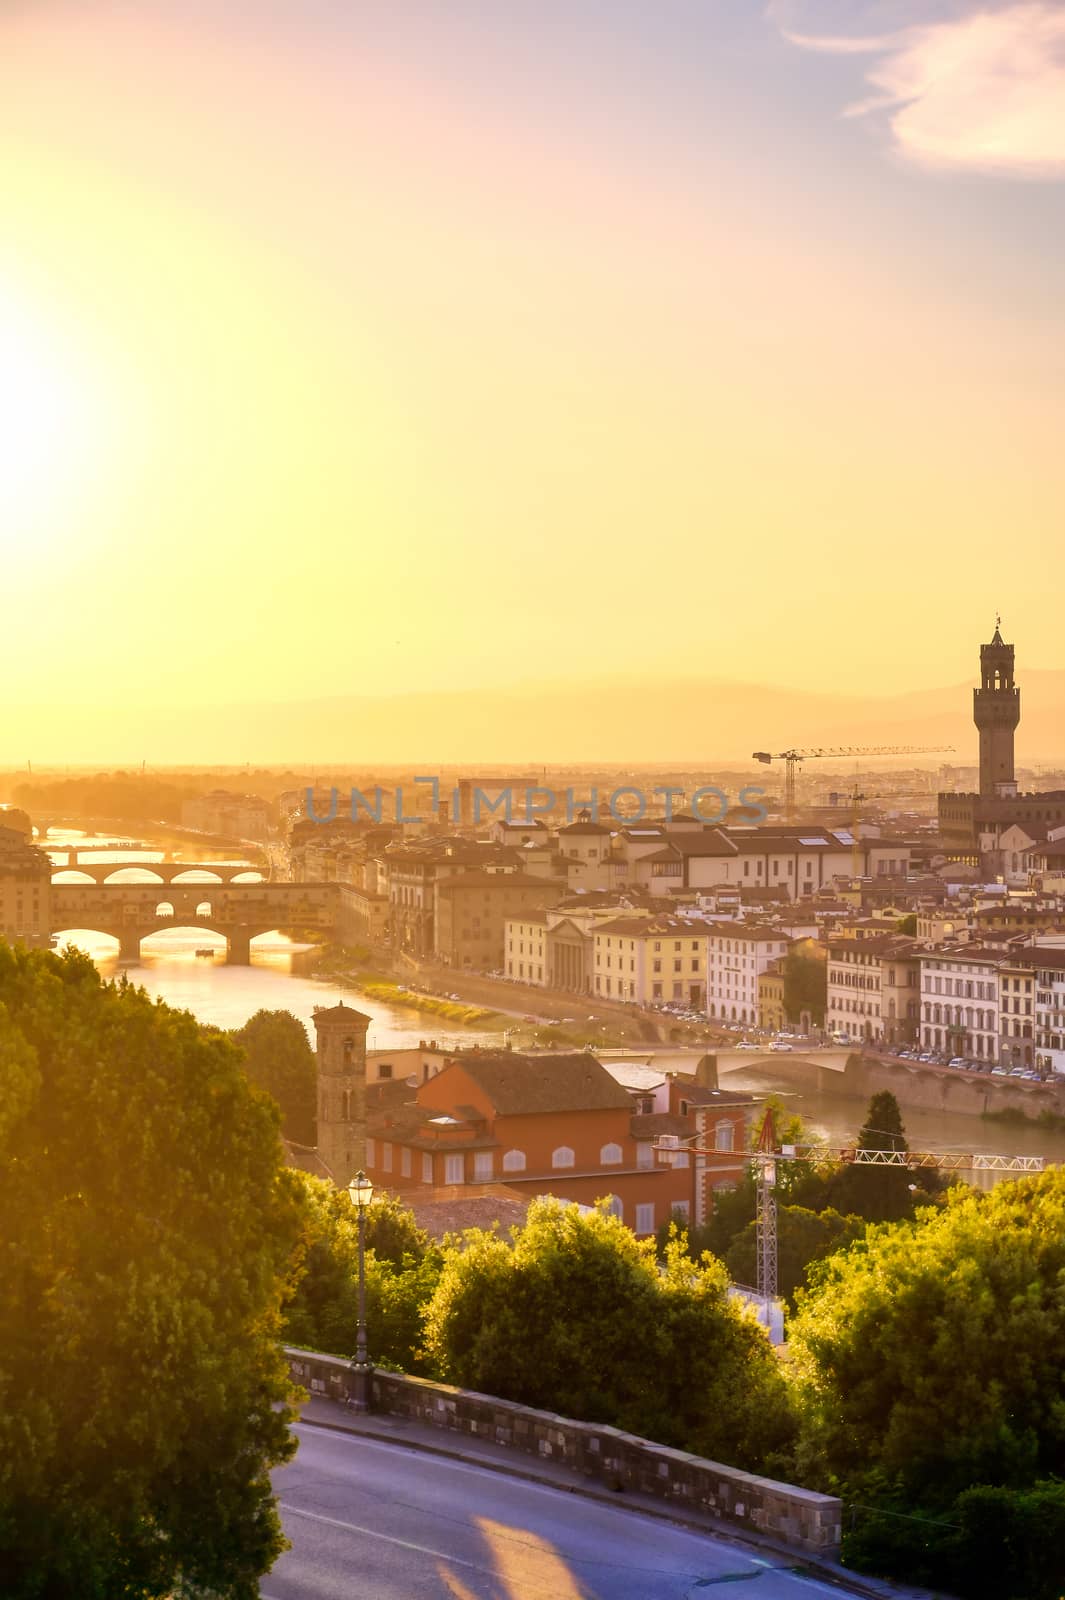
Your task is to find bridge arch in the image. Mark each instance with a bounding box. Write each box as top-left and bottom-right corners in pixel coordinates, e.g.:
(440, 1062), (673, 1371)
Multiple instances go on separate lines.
(102, 867), (167, 885)
(52, 870), (97, 885)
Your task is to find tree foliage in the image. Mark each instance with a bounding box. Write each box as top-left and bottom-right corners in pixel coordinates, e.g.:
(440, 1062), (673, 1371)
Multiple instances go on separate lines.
(782, 951), (826, 1026)
(788, 1167), (1065, 1508)
(233, 1009), (317, 1146)
(424, 1197), (796, 1473)
(0, 943), (302, 1600)
(725, 1205), (866, 1307)
(282, 1175), (440, 1376)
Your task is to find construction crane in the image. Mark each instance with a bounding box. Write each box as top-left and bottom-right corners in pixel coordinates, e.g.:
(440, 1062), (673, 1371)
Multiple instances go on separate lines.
(656, 1105), (1046, 1303)
(751, 746), (954, 824)
(838, 787), (938, 881)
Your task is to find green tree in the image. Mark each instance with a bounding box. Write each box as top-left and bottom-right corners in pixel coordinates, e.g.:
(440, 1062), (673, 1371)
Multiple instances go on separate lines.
(234, 1008), (317, 1146)
(895, 913), (917, 935)
(827, 1090), (949, 1223)
(725, 1205), (865, 1307)
(424, 1197), (796, 1472)
(0, 942), (302, 1600)
(789, 1168), (1065, 1508)
(782, 951), (826, 1026)
(282, 1175), (441, 1375)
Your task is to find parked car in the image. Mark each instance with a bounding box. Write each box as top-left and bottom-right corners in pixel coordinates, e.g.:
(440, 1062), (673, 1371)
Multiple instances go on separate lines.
(948, 1057), (966, 1068)
(769, 1041), (793, 1052)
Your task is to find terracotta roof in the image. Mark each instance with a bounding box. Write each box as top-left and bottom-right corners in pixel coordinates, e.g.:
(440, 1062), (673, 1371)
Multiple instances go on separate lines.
(406, 1187), (531, 1240)
(448, 1052), (634, 1115)
(311, 1002), (372, 1024)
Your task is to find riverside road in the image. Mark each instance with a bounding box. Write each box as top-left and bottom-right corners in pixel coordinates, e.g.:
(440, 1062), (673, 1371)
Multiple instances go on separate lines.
(264, 1424), (894, 1600)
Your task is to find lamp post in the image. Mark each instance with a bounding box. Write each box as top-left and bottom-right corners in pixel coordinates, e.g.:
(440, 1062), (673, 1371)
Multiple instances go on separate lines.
(347, 1169), (374, 1413)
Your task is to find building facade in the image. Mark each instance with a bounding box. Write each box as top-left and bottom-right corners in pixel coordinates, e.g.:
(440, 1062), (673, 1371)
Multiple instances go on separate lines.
(707, 924), (793, 1025)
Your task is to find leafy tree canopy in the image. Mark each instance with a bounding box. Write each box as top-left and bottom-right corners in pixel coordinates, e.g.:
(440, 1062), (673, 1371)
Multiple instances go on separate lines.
(424, 1197), (796, 1473)
(233, 1009), (317, 1146)
(0, 943), (302, 1600)
(782, 951), (826, 1026)
(282, 1174), (440, 1376)
(788, 1167), (1065, 1506)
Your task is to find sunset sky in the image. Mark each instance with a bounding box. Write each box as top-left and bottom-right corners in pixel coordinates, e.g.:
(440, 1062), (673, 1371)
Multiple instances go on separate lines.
(1, 1), (1062, 760)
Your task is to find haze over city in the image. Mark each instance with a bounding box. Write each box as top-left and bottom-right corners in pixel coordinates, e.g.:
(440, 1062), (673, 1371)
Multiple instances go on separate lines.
(2, 0), (1064, 763)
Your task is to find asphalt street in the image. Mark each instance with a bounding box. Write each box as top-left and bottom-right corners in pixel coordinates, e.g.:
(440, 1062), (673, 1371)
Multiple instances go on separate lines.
(263, 1423), (871, 1600)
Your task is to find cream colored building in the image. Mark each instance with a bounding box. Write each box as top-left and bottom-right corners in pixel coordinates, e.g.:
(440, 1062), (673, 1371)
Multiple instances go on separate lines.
(592, 914), (711, 1007)
(707, 923), (793, 1026)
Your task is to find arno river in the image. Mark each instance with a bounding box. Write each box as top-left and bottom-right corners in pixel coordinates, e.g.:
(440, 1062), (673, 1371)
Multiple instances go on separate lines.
(47, 829), (1065, 1173)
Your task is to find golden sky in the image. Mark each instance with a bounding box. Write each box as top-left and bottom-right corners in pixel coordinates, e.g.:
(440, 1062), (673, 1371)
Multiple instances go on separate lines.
(0, 2), (1062, 760)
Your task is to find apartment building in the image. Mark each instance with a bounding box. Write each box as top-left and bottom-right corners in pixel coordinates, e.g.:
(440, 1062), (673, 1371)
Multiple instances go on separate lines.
(919, 946), (1002, 1060)
(363, 1051), (755, 1235)
(826, 934), (919, 1046)
(1027, 947), (1065, 1076)
(592, 914), (710, 1007)
(706, 923), (793, 1025)
(434, 871), (564, 969)
(0, 826), (52, 949)
(364, 1052), (691, 1234)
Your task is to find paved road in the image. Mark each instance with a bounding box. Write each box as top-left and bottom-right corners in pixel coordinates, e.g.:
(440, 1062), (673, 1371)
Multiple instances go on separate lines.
(263, 1424), (862, 1600)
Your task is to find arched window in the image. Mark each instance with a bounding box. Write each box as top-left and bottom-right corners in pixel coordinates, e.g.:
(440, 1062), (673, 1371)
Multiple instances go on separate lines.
(714, 1121), (734, 1153)
(552, 1146), (575, 1169)
(602, 1194), (623, 1219)
(599, 1142), (623, 1165)
(195, 901), (212, 918)
(502, 1149), (526, 1173)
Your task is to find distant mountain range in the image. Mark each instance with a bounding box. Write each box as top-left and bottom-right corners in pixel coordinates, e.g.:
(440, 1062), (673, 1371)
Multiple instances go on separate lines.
(5, 670), (1064, 767)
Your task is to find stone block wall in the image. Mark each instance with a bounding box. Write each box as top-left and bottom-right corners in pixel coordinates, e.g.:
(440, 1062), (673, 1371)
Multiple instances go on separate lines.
(286, 1347), (840, 1557)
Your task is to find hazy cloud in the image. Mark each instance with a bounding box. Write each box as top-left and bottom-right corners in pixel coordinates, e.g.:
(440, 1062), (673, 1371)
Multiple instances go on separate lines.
(772, 1), (1065, 175)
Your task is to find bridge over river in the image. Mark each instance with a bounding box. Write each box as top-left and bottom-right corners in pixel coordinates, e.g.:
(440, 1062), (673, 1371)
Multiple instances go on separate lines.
(49, 881), (340, 964)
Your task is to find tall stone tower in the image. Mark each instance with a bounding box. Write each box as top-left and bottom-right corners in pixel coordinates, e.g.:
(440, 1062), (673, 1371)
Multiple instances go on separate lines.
(312, 1002), (371, 1187)
(974, 621), (1020, 798)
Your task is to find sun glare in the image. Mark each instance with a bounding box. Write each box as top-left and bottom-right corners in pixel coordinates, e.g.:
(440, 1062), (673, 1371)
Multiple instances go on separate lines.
(0, 283), (107, 547)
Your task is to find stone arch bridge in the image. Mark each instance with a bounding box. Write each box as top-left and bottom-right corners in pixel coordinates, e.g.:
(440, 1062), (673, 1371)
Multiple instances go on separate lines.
(52, 861), (265, 886)
(49, 881), (339, 964)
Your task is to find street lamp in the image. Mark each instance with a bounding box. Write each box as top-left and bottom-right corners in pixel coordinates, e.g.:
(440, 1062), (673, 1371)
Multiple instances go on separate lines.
(347, 1169), (374, 1413)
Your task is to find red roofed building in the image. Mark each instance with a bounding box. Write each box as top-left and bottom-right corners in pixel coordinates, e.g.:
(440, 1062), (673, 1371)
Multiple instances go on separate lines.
(364, 1051), (755, 1235)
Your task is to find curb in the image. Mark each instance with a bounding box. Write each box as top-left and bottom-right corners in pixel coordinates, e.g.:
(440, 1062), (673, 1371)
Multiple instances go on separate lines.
(293, 1403), (937, 1600)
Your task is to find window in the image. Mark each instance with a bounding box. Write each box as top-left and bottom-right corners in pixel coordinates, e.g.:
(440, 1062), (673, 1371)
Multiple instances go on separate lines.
(603, 1194), (623, 1220)
(636, 1141), (653, 1169)
(366, 1136), (376, 1168)
(502, 1148), (526, 1173)
(401, 1146), (411, 1178)
(422, 1152), (433, 1183)
(444, 1153), (464, 1185)
(671, 1199), (690, 1222)
(552, 1146), (575, 1169)
(635, 1203), (655, 1235)
(600, 1142), (623, 1165)
(377, 1062), (393, 1081)
(714, 1121), (735, 1152)
(382, 1141), (393, 1173)
(473, 1151), (493, 1181)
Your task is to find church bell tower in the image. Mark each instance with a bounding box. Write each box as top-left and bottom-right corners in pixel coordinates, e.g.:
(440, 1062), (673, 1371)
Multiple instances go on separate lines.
(973, 620), (1020, 798)
(312, 1002), (371, 1186)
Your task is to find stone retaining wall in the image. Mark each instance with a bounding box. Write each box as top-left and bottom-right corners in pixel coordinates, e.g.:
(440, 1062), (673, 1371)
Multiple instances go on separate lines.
(286, 1347), (841, 1558)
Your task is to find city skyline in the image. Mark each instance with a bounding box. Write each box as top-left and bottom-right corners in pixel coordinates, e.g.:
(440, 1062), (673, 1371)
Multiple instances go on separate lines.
(1, 0), (1063, 750)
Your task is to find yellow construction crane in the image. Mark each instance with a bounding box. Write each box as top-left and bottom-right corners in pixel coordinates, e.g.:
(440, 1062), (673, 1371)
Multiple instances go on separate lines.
(751, 746), (954, 824)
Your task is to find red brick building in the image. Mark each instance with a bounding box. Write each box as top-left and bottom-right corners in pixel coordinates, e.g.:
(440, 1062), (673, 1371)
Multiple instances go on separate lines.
(364, 1052), (755, 1236)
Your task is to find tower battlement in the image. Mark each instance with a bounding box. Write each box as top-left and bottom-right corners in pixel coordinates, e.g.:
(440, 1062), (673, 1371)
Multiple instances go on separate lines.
(973, 622), (1020, 798)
